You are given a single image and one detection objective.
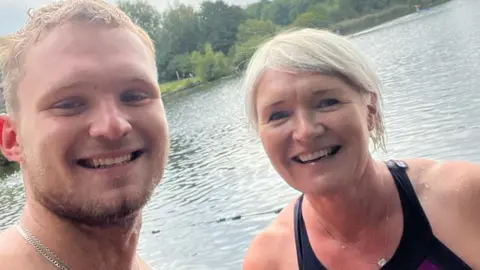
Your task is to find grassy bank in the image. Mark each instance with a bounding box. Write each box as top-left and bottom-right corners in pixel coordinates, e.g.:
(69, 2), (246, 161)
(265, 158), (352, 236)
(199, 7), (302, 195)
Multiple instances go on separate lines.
(329, 5), (412, 35)
(159, 77), (202, 94)
(330, 0), (450, 35)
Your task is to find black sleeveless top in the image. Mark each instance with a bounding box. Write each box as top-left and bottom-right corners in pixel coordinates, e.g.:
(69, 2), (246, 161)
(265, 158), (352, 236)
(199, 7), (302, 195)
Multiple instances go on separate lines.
(294, 160), (471, 270)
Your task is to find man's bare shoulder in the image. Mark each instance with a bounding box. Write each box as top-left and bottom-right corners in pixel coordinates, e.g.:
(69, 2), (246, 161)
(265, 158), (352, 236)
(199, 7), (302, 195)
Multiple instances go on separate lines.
(0, 227), (33, 269)
(0, 227), (21, 252)
(243, 200), (297, 270)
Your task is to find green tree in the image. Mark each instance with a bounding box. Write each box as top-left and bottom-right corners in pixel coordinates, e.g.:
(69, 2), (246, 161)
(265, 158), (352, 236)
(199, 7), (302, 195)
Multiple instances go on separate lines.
(245, 0), (271, 19)
(117, 0), (162, 39)
(118, 1), (166, 79)
(173, 53), (194, 78)
(260, 0), (292, 25)
(191, 43), (231, 82)
(198, 1), (248, 55)
(160, 4), (201, 55)
(236, 19), (279, 44)
(158, 4), (202, 80)
(288, 0), (326, 22)
(231, 19), (278, 70)
(293, 11), (331, 28)
(232, 35), (266, 70)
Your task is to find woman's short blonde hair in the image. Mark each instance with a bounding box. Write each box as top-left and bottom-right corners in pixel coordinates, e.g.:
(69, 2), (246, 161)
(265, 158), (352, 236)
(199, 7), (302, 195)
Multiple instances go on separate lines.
(0, 0), (155, 115)
(243, 28), (386, 151)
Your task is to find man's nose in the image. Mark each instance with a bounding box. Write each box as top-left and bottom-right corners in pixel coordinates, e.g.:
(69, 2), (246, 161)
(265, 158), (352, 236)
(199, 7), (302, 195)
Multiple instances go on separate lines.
(88, 101), (132, 140)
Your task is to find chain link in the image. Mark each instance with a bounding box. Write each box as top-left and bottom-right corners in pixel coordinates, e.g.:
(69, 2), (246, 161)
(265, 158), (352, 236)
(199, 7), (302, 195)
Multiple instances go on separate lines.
(16, 223), (71, 270)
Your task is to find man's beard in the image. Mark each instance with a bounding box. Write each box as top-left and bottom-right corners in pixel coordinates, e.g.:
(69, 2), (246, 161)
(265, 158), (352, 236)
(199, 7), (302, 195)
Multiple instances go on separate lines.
(32, 180), (155, 228)
(23, 137), (169, 228)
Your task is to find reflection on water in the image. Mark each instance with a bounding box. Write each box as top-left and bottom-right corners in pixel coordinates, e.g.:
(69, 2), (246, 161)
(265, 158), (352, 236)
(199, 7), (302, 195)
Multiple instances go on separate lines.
(1, 1), (480, 269)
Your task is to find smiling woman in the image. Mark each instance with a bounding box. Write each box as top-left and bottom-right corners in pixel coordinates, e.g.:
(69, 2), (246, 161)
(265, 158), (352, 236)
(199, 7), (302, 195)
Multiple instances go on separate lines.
(242, 28), (479, 270)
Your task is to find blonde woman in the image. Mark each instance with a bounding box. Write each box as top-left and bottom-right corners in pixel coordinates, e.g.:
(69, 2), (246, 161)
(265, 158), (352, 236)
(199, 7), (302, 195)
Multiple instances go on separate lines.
(242, 28), (477, 270)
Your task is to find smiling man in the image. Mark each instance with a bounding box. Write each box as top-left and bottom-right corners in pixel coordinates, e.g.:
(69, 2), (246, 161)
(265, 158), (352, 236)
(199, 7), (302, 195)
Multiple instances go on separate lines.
(0, 1), (169, 269)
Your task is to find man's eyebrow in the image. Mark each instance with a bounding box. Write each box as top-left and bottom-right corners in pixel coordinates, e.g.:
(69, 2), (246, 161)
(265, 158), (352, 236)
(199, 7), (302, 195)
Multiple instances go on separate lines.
(48, 73), (155, 92)
(49, 80), (90, 92)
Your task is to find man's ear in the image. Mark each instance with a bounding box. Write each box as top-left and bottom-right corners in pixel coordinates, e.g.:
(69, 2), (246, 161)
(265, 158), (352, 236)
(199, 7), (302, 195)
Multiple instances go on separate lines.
(367, 93), (378, 132)
(0, 114), (23, 163)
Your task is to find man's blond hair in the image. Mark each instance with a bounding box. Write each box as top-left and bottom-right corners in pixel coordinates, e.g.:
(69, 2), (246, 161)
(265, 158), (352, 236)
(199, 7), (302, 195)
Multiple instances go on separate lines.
(0, 0), (156, 115)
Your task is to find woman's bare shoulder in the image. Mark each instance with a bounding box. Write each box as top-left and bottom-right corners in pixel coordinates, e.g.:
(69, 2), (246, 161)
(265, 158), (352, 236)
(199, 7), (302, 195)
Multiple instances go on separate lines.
(404, 158), (480, 267)
(243, 199), (298, 270)
(404, 158), (479, 195)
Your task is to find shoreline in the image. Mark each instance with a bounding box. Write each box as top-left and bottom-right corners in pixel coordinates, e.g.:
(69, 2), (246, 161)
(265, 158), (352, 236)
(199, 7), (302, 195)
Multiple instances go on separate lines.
(160, 73), (240, 97)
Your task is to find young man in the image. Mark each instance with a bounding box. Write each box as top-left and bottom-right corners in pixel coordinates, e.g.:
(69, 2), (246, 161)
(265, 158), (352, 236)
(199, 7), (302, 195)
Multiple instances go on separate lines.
(0, 1), (169, 269)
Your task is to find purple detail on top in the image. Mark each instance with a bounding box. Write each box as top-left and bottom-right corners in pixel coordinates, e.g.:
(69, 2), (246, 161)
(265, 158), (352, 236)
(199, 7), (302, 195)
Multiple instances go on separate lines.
(418, 260), (440, 270)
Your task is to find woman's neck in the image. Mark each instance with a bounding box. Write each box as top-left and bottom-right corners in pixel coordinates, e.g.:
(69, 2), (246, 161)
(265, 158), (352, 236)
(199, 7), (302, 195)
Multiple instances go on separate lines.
(303, 159), (394, 243)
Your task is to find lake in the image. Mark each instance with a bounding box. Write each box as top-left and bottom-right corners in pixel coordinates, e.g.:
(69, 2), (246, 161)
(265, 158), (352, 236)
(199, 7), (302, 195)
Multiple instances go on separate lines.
(1, 0), (480, 269)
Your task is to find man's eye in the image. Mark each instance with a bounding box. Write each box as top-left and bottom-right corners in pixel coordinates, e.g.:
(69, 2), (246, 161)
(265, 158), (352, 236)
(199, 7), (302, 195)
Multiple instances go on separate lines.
(268, 111), (290, 122)
(120, 91), (148, 103)
(54, 99), (85, 109)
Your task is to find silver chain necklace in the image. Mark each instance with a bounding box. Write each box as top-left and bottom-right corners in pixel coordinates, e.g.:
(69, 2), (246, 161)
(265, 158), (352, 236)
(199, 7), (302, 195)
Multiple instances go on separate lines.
(311, 178), (390, 269)
(314, 206), (389, 267)
(16, 223), (71, 270)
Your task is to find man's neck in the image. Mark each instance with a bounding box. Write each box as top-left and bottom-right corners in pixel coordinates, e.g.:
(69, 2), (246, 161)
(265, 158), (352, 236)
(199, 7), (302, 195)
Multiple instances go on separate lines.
(19, 199), (142, 270)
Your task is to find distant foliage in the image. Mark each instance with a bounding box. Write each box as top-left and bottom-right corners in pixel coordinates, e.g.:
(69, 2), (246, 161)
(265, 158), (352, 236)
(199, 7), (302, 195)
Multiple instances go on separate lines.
(190, 43), (232, 83)
(117, 0), (449, 84)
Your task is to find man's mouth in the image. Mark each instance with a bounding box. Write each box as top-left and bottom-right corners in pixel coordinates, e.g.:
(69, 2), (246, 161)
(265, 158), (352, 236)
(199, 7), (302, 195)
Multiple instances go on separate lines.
(292, 146), (341, 164)
(77, 150), (144, 169)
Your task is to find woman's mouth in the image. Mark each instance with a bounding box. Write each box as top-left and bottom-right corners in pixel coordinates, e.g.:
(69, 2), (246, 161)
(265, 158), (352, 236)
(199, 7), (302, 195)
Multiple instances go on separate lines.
(292, 146), (341, 164)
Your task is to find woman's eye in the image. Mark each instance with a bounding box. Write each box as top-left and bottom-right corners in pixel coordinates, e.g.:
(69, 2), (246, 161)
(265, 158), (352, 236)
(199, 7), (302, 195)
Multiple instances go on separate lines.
(120, 90), (148, 103)
(317, 98), (339, 108)
(268, 111), (290, 122)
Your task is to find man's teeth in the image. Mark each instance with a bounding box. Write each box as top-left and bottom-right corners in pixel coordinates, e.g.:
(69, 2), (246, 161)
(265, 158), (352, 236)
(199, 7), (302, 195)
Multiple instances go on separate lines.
(88, 154), (132, 168)
(298, 148), (335, 163)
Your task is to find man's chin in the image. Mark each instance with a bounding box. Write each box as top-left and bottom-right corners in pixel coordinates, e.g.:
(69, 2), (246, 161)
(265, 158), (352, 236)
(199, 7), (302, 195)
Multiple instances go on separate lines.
(37, 192), (151, 228)
(60, 201), (143, 228)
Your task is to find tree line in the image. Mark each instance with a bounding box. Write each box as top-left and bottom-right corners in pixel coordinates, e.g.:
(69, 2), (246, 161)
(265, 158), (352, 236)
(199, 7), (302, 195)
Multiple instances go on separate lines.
(118, 0), (448, 84)
(10, 0), (449, 88)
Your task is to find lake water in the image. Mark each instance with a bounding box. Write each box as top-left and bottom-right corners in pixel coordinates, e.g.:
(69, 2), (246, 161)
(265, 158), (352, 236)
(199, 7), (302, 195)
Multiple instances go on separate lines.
(1, 0), (480, 269)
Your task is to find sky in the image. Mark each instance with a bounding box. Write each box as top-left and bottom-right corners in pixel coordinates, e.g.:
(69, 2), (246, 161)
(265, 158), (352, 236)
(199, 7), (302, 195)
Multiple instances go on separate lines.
(0, 0), (258, 36)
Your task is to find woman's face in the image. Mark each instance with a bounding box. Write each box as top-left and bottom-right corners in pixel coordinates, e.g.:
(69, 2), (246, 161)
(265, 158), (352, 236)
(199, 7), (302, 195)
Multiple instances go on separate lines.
(255, 69), (376, 195)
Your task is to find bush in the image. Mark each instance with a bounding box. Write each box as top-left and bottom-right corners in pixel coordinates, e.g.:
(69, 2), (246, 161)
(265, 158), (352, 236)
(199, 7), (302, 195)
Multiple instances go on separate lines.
(191, 43), (232, 83)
